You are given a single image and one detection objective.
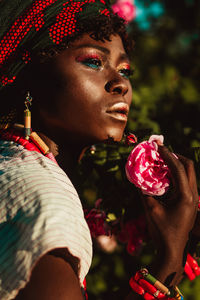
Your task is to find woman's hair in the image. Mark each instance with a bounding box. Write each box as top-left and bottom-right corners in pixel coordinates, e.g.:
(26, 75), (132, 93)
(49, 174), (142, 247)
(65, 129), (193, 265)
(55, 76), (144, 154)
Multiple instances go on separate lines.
(37, 13), (132, 61)
(0, 10), (133, 122)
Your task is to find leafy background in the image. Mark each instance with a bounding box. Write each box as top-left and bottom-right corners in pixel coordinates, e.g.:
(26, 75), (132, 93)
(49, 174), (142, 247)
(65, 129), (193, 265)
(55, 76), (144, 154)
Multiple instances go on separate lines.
(75, 0), (200, 299)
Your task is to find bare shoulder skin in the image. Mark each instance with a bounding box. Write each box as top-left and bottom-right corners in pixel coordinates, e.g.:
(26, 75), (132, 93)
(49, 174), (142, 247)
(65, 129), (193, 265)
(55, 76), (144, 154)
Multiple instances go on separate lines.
(15, 254), (84, 300)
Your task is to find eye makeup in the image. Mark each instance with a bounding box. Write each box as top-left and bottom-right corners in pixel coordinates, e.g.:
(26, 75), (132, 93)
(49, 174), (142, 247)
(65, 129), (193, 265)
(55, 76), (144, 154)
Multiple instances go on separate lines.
(76, 51), (133, 78)
(76, 54), (100, 62)
(76, 54), (103, 69)
(117, 63), (134, 79)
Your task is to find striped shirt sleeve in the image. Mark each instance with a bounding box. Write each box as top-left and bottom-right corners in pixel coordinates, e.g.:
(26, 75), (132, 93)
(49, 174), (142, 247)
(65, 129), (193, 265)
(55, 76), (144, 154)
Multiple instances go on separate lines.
(0, 140), (92, 300)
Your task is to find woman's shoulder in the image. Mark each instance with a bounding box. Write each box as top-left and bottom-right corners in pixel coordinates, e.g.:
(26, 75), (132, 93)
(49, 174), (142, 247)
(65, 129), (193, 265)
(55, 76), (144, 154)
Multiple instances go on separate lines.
(0, 140), (91, 245)
(0, 140), (80, 206)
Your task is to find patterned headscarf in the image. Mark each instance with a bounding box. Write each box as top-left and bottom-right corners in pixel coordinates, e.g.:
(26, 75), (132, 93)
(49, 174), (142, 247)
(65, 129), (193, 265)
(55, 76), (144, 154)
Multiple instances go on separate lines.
(0, 0), (111, 90)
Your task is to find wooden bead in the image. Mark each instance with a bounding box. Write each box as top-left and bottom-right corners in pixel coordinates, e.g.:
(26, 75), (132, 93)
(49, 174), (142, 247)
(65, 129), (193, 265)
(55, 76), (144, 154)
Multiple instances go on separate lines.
(30, 132), (49, 155)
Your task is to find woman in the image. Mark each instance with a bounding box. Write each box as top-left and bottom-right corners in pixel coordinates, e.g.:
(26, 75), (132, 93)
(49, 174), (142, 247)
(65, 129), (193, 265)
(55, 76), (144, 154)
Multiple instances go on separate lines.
(0, 0), (198, 299)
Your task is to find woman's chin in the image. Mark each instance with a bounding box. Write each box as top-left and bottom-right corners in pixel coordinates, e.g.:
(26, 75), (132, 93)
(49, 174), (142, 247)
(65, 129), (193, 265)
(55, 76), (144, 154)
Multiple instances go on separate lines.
(104, 128), (124, 143)
(79, 127), (125, 147)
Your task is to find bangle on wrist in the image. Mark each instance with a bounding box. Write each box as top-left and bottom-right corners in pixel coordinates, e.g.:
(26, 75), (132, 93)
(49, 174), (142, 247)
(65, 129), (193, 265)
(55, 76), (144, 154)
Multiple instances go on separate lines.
(129, 268), (184, 300)
(184, 253), (200, 280)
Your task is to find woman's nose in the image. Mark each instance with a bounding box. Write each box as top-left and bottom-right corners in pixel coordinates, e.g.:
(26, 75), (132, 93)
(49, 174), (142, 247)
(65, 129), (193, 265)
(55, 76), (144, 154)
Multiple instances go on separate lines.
(105, 77), (129, 97)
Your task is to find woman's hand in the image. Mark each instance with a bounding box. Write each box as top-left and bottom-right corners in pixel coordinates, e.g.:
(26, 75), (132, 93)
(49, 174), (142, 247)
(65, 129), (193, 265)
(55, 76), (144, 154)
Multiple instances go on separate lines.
(141, 146), (198, 286)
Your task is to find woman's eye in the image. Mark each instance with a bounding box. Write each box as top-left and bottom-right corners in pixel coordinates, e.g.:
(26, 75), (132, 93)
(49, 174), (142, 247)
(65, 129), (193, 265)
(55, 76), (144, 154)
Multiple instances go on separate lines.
(119, 68), (134, 79)
(82, 58), (102, 69)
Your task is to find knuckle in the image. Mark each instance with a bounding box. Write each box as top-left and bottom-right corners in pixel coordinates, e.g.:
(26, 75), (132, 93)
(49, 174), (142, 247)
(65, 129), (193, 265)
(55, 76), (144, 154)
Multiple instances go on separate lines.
(182, 193), (194, 206)
(182, 156), (194, 169)
(187, 159), (194, 170)
(151, 206), (161, 219)
(175, 162), (185, 173)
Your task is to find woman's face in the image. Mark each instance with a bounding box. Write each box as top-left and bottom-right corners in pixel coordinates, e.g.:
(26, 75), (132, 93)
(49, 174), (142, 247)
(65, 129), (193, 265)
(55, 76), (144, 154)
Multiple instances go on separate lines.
(38, 34), (133, 146)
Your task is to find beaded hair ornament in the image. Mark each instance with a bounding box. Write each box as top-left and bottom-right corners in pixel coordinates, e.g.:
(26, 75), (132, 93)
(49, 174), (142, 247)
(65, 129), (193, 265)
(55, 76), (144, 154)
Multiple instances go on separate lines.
(0, 0), (111, 89)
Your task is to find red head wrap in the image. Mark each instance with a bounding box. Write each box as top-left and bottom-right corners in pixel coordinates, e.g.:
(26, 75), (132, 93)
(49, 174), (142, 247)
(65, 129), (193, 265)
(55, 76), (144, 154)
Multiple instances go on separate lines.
(0, 0), (111, 89)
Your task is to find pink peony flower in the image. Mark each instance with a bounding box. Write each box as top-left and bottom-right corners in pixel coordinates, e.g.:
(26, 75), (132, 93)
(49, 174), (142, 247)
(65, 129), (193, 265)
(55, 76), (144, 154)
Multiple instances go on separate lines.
(125, 135), (170, 196)
(112, 0), (136, 23)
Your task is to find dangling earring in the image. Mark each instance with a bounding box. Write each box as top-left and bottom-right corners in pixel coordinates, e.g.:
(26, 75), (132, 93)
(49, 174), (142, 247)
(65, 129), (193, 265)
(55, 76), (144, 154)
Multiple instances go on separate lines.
(24, 91), (32, 140)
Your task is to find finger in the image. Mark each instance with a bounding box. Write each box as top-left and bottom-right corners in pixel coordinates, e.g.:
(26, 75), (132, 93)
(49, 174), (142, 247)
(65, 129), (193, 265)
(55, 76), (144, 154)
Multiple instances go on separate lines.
(158, 146), (190, 194)
(140, 194), (162, 241)
(175, 154), (199, 209)
(176, 154), (198, 187)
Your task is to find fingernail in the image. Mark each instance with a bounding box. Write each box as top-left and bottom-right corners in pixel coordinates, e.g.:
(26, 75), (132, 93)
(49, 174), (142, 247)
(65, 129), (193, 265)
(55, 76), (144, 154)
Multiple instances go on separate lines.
(157, 140), (164, 146)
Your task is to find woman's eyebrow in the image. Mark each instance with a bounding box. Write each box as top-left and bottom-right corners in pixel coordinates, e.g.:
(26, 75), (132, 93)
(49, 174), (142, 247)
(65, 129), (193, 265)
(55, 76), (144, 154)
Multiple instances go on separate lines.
(74, 43), (110, 54)
(119, 53), (130, 63)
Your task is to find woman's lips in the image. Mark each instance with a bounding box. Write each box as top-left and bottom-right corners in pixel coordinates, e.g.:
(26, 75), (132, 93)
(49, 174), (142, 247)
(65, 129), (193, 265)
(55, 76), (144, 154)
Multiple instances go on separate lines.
(106, 102), (129, 121)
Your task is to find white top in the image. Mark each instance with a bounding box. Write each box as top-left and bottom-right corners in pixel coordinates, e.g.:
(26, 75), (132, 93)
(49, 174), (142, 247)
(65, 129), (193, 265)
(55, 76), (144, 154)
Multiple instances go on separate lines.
(0, 140), (92, 300)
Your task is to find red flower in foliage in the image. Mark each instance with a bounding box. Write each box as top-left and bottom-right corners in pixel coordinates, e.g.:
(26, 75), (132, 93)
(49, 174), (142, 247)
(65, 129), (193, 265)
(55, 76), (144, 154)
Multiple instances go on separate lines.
(117, 215), (147, 255)
(112, 0), (136, 23)
(84, 208), (108, 238)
